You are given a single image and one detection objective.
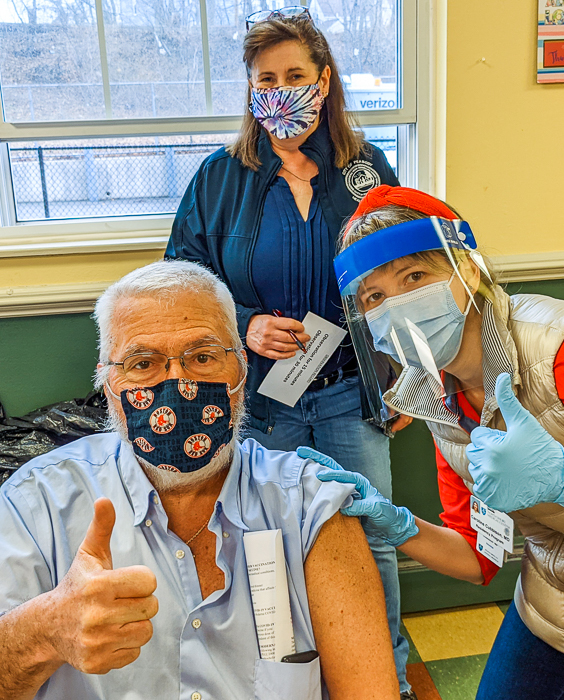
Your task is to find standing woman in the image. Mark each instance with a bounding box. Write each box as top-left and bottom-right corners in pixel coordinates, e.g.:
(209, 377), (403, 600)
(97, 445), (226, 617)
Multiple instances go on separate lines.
(301, 185), (564, 699)
(165, 12), (415, 697)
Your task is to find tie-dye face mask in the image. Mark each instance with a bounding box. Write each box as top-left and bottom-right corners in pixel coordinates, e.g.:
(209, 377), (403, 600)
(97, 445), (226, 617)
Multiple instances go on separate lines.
(250, 83), (325, 139)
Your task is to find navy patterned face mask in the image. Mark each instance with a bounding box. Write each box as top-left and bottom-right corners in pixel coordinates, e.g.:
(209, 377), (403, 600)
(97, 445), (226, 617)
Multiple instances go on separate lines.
(120, 378), (239, 473)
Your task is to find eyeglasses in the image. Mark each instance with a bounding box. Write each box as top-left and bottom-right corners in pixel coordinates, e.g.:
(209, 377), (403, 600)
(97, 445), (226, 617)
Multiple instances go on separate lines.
(107, 344), (238, 386)
(245, 6), (312, 31)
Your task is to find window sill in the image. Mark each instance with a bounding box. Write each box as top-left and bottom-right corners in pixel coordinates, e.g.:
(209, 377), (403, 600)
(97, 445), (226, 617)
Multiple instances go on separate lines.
(0, 215), (172, 258)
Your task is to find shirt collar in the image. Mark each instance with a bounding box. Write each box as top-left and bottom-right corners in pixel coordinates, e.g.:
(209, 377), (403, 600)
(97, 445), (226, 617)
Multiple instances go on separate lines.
(118, 437), (249, 531)
(117, 438), (157, 526)
(215, 442), (249, 532)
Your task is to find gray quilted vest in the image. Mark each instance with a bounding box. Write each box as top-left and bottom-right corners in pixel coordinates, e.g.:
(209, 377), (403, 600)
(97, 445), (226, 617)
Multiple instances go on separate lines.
(384, 286), (564, 651)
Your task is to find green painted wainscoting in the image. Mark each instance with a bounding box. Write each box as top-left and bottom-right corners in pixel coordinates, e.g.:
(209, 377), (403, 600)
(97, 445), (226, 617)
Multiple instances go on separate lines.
(1, 278), (563, 612)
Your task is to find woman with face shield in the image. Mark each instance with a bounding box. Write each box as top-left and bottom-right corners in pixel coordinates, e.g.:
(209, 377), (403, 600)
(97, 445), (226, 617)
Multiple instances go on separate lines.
(299, 185), (564, 699)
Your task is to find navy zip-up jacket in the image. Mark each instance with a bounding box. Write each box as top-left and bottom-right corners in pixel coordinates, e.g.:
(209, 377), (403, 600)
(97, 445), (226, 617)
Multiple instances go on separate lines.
(165, 118), (399, 432)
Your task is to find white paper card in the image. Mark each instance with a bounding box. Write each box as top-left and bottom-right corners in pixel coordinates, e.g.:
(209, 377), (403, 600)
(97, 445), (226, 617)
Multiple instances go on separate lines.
(476, 530), (505, 567)
(243, 529), (296, 662)
(257, 312), (347, 407)
(470, 495), (514, 553)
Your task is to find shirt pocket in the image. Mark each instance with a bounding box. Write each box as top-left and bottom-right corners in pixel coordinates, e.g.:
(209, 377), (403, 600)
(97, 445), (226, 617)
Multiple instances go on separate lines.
(254, 657), (322, 700)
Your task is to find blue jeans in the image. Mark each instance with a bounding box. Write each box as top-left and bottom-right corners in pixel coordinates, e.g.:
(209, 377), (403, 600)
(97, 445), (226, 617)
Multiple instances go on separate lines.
(476, 602), (564, 699)
(247, 374), (410, 693)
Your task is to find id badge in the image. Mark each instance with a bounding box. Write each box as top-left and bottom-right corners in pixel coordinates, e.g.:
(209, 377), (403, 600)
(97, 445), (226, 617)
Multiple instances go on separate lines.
(470, 495), (514, 567)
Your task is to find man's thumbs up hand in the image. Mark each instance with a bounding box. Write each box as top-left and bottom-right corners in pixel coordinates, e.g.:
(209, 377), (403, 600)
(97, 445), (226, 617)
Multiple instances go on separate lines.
(466, 373), (564, 512)
(46, 498), (158, 675)
(79, 497), (116, 570)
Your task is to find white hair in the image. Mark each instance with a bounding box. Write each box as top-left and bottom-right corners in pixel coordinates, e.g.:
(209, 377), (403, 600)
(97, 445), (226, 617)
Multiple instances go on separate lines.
(93, 260), (244, 389)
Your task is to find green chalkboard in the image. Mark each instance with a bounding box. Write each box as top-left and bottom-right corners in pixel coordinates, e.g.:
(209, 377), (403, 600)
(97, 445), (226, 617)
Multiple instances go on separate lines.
(0, 313), (98, 417)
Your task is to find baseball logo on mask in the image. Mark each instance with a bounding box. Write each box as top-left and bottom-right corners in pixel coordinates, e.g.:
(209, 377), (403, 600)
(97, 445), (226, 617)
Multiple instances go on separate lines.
(127, 388), (155, 410)
(133, 436), (155, 452)
(157, 463), (181, 473)
(150, 406), (177, 434)
(178, 378), (198, 401)
(213, 443), (227, 459)
(185, 434), (212, 458)
(201, 405), (224, 425)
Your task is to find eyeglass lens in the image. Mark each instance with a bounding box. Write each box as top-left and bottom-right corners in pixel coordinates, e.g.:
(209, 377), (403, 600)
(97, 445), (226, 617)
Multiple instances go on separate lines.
(121, 345), (230, 384)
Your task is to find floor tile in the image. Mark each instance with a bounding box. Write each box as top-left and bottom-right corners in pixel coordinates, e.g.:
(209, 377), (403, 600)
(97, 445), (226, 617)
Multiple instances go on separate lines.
(426, 654), (489, 700)
(402, 604), (504, 661)
(406, 662), (441, 700)
(400, 621), (422, 664)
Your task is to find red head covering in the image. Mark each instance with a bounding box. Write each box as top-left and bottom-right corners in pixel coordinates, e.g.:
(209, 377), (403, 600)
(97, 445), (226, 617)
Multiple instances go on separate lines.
(348, 185), (457, 227)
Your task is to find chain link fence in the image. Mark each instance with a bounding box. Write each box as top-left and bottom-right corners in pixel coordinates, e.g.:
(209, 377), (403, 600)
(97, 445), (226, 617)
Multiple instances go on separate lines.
(9, 135), (396, 222)
(9, 142), (219, 221)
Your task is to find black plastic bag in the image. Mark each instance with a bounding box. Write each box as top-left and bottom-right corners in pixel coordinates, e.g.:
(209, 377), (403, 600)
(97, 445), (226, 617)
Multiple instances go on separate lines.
(0, 392), (107, 487)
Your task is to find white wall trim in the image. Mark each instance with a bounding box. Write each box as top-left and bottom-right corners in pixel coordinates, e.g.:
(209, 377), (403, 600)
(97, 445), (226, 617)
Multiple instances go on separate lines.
(1, 252), (563, 319)
(495, 251), (564, 283)
(0, 217), (171, 258)
(0, 281), (111, 318)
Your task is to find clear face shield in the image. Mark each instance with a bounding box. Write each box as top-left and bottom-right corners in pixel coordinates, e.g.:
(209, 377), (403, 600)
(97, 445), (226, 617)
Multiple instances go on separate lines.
(334, 217), (492, 430)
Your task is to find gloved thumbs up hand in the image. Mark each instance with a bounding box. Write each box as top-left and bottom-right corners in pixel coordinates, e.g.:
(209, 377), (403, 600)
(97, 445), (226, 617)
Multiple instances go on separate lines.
(466, 372), (564, 512)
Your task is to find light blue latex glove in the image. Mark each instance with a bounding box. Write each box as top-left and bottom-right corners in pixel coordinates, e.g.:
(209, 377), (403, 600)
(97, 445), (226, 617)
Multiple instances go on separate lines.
(296, 446), (419, 547)
(466, 372), (564, 512)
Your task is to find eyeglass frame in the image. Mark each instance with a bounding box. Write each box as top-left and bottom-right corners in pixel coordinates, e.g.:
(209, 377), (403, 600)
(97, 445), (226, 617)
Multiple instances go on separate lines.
(105, 344), (240, 384)
(245, 6), (312, 31)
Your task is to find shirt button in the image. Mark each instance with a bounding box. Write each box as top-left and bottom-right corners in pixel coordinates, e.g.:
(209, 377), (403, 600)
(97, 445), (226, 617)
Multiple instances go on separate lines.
(192, 693), (202, 700)
(152, 494), (159, 505)
(145, 519), (153, 527)
(222, 531), (230, 538)
(192, 618), (202, 629)
(176, 550), (185, 559)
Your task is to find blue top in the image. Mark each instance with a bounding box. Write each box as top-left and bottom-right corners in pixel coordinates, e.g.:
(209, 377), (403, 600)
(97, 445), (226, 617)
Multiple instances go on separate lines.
(0, 434), (354, 700)
(165, 116), (400, 432)
(252, 176), (354, 377)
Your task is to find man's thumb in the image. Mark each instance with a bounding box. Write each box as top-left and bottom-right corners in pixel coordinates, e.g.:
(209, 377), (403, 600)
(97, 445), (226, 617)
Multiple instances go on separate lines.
(80, 498), (115, 569)
(495, 372), (527, 428)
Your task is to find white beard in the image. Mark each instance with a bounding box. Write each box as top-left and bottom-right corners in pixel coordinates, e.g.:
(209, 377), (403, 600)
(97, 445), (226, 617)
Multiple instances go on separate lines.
(106, 392), (248, 495)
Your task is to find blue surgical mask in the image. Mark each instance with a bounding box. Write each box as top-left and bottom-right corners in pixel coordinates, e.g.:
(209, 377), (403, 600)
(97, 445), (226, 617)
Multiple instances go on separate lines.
(115, 376), (244, 473)
(364, 276), (472, 371)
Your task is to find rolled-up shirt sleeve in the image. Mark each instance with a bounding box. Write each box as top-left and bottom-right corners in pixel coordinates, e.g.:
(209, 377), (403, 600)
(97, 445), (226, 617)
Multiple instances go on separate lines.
(298, 459), (356, 559)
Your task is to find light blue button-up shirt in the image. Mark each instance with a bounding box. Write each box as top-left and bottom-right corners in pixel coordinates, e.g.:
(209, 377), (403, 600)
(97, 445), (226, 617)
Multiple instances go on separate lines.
(0, 434), (354, 700)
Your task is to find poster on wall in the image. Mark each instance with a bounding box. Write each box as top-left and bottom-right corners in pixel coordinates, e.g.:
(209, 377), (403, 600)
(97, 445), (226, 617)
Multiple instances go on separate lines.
(538, 1), (564, 83)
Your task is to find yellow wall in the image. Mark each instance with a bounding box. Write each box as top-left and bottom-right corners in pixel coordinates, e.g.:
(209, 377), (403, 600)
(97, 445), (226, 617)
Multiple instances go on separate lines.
(4, 1), (563, 290)
(2, 249), (164, 289)
(446, 1), (564, 257)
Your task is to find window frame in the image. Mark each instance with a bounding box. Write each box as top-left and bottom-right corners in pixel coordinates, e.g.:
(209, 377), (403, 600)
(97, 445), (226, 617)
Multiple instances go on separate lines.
(0, 0), (433, 257)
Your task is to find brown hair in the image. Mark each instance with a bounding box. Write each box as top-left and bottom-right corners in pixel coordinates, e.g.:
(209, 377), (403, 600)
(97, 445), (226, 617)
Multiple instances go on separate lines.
(341, 204), (497, 297)
(227, 17), (365, 170)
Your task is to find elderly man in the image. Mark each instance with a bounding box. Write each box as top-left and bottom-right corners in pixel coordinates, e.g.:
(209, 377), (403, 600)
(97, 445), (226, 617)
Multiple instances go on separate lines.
(0, 261), (398, 700)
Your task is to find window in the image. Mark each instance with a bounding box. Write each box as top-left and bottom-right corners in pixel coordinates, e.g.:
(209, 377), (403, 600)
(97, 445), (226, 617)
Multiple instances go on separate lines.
(0, 0), (422, 231)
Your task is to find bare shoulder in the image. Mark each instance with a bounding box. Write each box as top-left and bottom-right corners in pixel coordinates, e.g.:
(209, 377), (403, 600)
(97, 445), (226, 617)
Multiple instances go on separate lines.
(304, 513), (399, 700)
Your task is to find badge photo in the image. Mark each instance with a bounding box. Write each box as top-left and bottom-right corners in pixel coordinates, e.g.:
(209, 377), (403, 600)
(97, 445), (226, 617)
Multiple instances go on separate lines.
(178, 378), (198, 401)
(150, 406), (177, 434)
(127, 388), (155, 410)
(201, 405), (224, 425)
(184, 433), (212, 458)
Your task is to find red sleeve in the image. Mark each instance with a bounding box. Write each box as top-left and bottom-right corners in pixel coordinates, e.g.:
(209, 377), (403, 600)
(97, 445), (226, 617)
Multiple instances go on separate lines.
(435, 444), (501, 585)
(554, 341), (564, 404)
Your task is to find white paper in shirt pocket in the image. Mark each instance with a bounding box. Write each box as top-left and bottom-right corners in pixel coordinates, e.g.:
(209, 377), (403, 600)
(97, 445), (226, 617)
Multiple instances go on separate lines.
(254, 657), (322, 700)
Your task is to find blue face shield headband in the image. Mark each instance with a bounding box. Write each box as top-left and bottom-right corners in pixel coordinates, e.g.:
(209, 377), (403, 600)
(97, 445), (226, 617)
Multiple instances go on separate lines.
(334, 217), (479, 297)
